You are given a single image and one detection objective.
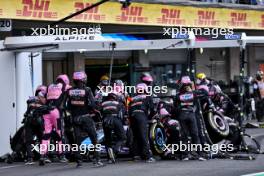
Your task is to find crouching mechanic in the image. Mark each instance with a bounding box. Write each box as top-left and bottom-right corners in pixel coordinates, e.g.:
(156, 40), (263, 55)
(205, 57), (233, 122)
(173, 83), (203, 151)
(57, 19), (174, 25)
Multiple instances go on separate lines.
(101, 92), (127, 163)
(174, 76), (207, 161)
(24, 85), (47, 165)
(158, 103), (181, 148)
(129, 83), (156, 163)
(66, 71), (104, 167)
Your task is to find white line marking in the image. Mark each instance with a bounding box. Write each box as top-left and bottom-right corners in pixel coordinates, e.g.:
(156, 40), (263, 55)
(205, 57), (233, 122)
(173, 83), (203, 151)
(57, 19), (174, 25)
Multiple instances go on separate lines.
(241, 172), (264, 176)
(0, 165), (23, 170)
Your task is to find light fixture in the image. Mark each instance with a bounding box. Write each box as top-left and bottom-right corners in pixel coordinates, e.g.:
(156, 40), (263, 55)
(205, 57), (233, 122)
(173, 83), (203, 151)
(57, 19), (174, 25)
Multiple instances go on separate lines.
(199, 48), (203, 54)
(221, 49), (226, 57)
(78, 49), (87, 53)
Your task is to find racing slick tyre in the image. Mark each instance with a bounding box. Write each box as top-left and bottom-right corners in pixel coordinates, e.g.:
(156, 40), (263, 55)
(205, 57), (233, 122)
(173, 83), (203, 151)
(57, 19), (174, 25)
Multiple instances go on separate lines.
(205, 111), (230, 144)
(149, 121), (167, 156)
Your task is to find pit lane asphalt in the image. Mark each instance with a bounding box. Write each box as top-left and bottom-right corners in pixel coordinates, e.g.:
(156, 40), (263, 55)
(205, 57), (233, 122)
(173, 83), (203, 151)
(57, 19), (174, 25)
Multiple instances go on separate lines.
(0, 128), (263, 176)
(0, 157), (264, 176)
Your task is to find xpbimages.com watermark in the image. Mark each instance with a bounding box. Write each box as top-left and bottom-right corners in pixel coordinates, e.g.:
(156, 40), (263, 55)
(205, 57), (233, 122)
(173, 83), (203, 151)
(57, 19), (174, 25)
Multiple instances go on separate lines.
(97, 83), (168, 96)
(163, 26), (234, 39)
(30, 25), (102, 36)
(31, 143), (102, 155)
(163, 142), (234, 155)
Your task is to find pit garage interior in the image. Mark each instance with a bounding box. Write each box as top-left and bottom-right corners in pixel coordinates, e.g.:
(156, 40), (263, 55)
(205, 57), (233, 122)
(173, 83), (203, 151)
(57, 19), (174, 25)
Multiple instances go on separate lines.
(41, 49), (190, 90)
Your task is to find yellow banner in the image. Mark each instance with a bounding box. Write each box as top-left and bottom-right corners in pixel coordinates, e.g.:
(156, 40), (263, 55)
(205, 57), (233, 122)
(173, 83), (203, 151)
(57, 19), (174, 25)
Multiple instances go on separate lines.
(0, 0), (263, 30)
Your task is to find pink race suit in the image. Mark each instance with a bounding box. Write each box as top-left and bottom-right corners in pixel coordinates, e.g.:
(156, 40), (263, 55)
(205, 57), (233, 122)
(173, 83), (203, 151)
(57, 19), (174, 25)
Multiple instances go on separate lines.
(40, 108), (63, 155)
(40, 83), (64, 155)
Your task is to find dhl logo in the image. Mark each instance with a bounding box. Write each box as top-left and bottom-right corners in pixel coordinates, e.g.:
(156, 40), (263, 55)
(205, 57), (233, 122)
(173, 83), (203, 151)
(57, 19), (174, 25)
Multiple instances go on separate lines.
(259, 14), (264, 28)
(228, 12), (251, 27)
(157, 8), (185, 25)
(0, 9), (2, 16)
(195, 11), (219, 26)
(16, 0), (57, 19)
(116, 6), (148, 23)
(73, 2), (105, 21)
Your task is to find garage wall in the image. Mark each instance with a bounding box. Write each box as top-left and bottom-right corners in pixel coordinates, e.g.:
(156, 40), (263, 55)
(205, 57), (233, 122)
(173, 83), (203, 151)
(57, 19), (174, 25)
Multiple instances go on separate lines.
(0, 41), (16, 156)
(0, 49), (42, 156)
(148, 49), (188, 64)
(16, 52), (43, 132)
(138, 48), (229, 82)
(196, 48), (229, 82)
(84, 51), (132, 59)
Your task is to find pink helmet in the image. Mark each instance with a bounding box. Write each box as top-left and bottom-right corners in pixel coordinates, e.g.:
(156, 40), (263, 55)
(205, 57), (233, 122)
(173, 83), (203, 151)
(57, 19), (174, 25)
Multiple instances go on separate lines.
(196, 85), (209, 93)
(141, 72), (153, 82)
(160, 108), (170, 116)
(180, 76), (192, 85)
(47, 83), (63, 100)
(56, 74), (70, 86)
(35, 85), (47, 96)
(136, 83), (148, 93)
(73, 71), (87, 82)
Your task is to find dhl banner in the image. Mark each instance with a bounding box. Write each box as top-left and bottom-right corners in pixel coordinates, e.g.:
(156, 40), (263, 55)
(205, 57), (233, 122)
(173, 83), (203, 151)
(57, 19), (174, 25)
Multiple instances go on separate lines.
(0, 0), (264, 30)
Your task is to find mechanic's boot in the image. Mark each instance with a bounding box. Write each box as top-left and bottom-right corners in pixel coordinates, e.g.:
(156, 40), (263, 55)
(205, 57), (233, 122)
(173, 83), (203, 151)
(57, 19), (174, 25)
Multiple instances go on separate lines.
(182, 154), (190, 161)
(182, 157), (189, 161)
(76, 160), (82, 168)
(198, 156), (207, 161)
(44, 157), (52, 163)
(25, 158), (35, 165)
(93, 160), (104, 167)
(59, 155), (68, 163)
(146, 157), (156, 163)
(164, 150), (173, 159)
(39, 157), (45, 166)
(133, 156), (141, 161)
(197, 152), (207, 161)
(93, 150), (104, 167)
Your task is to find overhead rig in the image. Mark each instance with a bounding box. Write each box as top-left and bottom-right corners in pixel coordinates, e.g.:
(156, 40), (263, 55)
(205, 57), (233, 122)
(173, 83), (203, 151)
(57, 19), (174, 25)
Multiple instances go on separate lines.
(1, 32), (264, 53)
